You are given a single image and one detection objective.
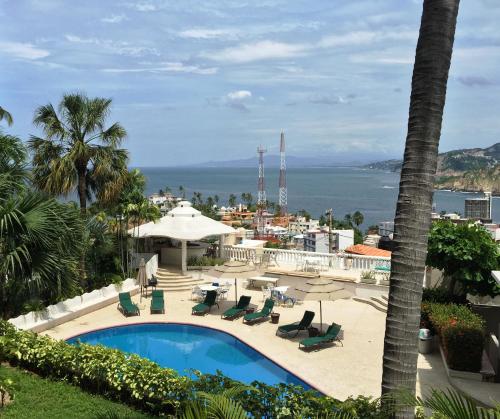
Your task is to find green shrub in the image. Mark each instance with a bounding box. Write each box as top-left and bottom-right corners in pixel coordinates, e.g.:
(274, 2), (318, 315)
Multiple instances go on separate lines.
(421, 287), (467, 305)
(426, 303), (485, 372)
(0, 321), (385, 417)
(187, 256), (224, 266)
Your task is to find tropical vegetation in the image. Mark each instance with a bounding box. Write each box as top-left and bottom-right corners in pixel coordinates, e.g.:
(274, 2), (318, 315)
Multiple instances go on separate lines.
(426, 220), (500, 296)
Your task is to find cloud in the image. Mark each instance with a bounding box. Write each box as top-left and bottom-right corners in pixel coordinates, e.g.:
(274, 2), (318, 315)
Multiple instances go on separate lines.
(101, 14), (128, 23)
(0, 41), (49, 60)
(227, 90), (252, 100)
(129, 1), (157, 11)
(178, 28), (239, 40)
(309, 93), (354, 105)
(102, 62), (218, 75)
(318, 29), (417, 48)
(65, 34), (159, 56)
(202, 40), (307, 63)
(457, 76), (493, 87)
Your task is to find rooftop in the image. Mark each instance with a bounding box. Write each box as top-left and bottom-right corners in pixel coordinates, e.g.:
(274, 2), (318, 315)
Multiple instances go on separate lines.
(345, 244), (392, 258)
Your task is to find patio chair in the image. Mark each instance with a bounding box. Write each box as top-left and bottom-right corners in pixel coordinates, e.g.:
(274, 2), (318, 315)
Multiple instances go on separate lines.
(261, 285), (270, 302)
(117, 292), (140, 317)
(191, 285), (204, 301)
(221, 295), (251, 319)
(192, 290), (219, 315)
(276, 310), (315, 337)
(243, 298), (274, 324)
(299, 323), (342, 350)
(150, 290), (165, 314)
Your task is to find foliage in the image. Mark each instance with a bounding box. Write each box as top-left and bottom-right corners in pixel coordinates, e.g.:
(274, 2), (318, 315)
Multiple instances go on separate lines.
(396, 387), (500, 419)
(191, 191), (221, 220)
(0, 191), (84, 319)
(352, 211), (364, 227)
(421, 287), (467, 305)
(187, 256), (224, 266)
(426, 221), (500, 296)
(28, 92), (128, 213)
(360, 270), (376, 283)
(0, 132), (29, 198)
(424, 303), (485, 372)
(182, 386), (251, 419)
(0, 106), (13, 126)
(0, 365), (152, 418)
(0, 373), (15, 408)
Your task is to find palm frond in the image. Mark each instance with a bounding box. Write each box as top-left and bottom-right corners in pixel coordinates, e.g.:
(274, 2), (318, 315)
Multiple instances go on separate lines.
(0, 106), (13, 126)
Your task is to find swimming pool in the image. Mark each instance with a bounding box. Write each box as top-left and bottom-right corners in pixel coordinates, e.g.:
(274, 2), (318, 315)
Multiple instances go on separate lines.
(67, 323), (312, 389)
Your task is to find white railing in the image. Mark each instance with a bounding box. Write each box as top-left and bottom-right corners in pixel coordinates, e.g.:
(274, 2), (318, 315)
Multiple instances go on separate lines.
(221, 245), (390, 272)
(131, 252), (158, 279)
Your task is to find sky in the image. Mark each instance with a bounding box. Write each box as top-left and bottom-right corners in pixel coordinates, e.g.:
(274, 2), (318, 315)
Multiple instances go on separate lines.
(1, 0), (500, 166)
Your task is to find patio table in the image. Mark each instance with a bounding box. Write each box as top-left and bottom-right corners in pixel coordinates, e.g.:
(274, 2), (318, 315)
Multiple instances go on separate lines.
(199, 285), (219, 292)
(248, 276), (279, 288)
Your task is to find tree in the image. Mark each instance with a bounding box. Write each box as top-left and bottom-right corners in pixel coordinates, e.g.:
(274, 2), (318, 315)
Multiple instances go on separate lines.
(381, 1), (460, 416)
(0, 106), (13, 126)
(0, 192), (84, 319)
(0, 132), (29, 198)
(241, 192), (253, 207)
(352, 211), (364, 227)
(298, 209), (311, 221)
(28, 92), (128, 215)
(427, 221), (500, 296)
(228, 194), (237, 207)
(178, 185), (185, 199)
(158, 189), (164, 197)
(344, 213), (353, 227)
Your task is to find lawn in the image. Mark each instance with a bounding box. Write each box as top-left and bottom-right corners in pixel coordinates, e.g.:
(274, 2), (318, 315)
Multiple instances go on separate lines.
(0, 365), (153, 418)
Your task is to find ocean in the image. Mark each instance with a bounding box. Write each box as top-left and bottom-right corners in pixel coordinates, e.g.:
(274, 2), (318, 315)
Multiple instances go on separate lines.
(139, 167), (498, 229)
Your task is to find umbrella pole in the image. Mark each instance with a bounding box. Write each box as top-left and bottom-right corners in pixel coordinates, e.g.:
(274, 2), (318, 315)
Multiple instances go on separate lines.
(234, 277), (238, 302)
(320, 301), (323, 333)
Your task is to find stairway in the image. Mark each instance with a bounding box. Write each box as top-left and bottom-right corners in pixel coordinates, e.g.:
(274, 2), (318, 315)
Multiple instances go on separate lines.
(155, 267), (202, 292)
(353, 295), (388, 313)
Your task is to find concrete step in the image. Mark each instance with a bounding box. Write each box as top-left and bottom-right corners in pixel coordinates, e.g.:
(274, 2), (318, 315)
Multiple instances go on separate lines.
(156, 273), (192, 280)
(156, 283), (199, 291)
(157, 279), (199, 287)
(353, 296), (387, 313)
(370, 296), (388, 308)
(380, 295), (388, 303)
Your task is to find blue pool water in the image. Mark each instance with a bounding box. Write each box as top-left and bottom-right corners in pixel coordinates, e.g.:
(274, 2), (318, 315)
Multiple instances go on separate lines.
(67, 323), (311, 389)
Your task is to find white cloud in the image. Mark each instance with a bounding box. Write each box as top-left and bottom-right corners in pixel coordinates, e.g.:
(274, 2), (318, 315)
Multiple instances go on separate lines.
(227, 90), (252, 100)
(318, 29), (417, 48)
(129, 1), (157, 11)
(101, 14), (128, 23)
(0, 41), (49, 59)
(65, 34), (159, 56)
(202, 40), (307, 63)
(102, 62), (217, 75)
(178, 28), (239, 40)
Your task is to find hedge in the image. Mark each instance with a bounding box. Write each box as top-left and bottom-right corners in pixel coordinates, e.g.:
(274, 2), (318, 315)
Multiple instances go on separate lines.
(422, 303), (485, 372)
(0, 321), (389, 418)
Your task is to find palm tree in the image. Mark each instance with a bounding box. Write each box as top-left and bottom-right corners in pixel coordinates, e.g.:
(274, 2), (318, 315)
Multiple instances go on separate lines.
(0, 132), (29, 198)
(178, 185), (185, 199)
(28, 92), (128, 215)
(0, 106), (13, 126)
(381, 0), (460, 416)
(352, 211), (364, 227)
(0, 192), (84, 319)
(228, 193), (237, 208)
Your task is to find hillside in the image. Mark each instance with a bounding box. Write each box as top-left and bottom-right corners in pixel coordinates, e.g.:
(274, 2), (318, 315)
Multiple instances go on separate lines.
(364, 143), (500, 193)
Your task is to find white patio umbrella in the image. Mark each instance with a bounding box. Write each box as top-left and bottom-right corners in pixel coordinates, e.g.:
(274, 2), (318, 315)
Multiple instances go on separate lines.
(208, 260), (259, 302)
(287, 278), (351, 332)
(136, 258), (148, 300)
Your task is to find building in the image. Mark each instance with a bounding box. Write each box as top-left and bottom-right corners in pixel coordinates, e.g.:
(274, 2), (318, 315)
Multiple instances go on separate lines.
(303, 228), (354, 253)
(379, 221), (394, 237)
(345, 244), (391, 258)
(288, 217), (320, 234)
(464, 192), (492, 222)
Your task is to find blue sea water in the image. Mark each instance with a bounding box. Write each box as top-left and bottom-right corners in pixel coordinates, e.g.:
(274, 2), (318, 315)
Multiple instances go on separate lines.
(67, 323), (311, 389)
(138, 166), (498, 229)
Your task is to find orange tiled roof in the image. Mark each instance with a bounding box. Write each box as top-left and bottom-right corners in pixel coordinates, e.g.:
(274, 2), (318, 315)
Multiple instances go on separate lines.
(345, 244), (391, 258)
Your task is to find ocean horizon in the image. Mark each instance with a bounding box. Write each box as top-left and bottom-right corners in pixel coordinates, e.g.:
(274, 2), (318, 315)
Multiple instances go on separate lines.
(138, 166), (498, 229)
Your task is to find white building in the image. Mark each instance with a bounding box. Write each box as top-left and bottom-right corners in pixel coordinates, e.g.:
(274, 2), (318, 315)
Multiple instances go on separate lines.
(303, 228), (354, 253)
(379, 221), (394, 237)
(288, 217), (320, 234)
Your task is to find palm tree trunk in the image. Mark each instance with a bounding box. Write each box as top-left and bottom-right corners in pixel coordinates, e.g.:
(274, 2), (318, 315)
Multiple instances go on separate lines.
(76, 166), (87, 287)
(381, 0), (460, 416)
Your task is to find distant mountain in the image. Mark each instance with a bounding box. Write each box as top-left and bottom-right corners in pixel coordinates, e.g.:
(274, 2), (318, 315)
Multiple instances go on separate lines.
(185, 152), (396, 168)
(364, 142), (500, 193)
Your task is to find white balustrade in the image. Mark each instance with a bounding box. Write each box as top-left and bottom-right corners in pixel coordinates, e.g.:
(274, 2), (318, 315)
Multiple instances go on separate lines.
(221, 245), (390, 272)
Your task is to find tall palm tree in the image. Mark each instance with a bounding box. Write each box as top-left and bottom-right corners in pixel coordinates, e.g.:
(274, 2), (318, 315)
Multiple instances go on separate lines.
(0, 132), (29, 199)
(352, 211), (364, 227)
(381, 0), (460, 416)
(0, 106), (13, 126)
(28, 92), (128, 215)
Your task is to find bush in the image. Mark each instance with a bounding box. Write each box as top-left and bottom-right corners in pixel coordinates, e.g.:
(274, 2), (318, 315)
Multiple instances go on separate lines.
(425, 303), (485, 372)
(422, 287), (467, 305)
(0, 321), (385, 417)
(187, 256), (224, 267)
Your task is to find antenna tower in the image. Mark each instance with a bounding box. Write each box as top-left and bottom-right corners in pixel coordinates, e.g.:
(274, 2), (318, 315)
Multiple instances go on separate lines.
(278, 130), (287, 216)
(256, 145), (267, 235)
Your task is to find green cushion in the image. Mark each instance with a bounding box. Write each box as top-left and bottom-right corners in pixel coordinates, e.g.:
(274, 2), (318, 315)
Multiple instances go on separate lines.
(244, 311), (267, 321)
(223, 307), (244, 318)
(192, 303), (209, 313)
(278, 323), (300, 333)
(300, 336), (325, 347)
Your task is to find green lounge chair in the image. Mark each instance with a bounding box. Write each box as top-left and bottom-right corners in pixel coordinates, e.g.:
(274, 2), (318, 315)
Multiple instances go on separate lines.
(243, 298), (274, 324)
(221, 295), (251, 319)
(192, 290), (219, 315)
(299, 323), (342, 350)
(118, 292), (140, 316)
(150, 290), (165, 314)
(276, 310), (315, 338)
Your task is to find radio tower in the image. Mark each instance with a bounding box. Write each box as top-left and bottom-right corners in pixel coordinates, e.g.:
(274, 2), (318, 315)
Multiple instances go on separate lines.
(256, 145), (267, 236)
(278, 130), (287, 216)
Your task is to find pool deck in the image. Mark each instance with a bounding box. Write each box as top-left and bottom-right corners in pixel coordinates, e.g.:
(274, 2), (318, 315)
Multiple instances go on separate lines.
(41, 284), (496, 404)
